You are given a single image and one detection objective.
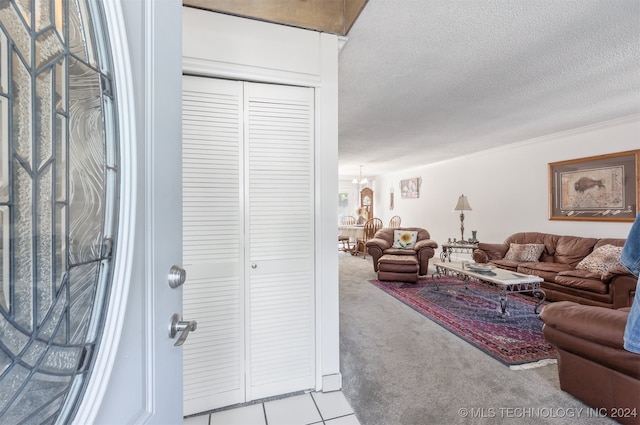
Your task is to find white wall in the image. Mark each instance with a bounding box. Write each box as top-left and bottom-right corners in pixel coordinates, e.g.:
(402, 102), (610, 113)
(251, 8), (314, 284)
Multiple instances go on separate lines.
(338, 180), (377, 223)
(373, 115), (639, 246)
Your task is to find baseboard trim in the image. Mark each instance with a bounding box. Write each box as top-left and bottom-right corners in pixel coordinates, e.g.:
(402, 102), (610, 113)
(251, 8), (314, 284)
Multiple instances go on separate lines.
(322, 373), (342, 392)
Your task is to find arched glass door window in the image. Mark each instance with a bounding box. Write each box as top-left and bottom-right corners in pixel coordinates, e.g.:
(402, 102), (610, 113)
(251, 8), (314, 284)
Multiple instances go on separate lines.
(0, 1), (119, 423)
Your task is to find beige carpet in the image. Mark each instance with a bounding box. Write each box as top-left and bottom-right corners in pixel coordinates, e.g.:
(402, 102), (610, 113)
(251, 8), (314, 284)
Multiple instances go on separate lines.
(338, 251), (615, 425)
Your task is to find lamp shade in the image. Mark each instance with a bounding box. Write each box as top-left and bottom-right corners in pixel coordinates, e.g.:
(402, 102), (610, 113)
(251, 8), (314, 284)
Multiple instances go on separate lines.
(453, 195), (472, 211)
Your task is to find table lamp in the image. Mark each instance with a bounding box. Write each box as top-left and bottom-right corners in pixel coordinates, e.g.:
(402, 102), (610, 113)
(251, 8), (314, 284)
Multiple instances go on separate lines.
(453, 194), (472, 242)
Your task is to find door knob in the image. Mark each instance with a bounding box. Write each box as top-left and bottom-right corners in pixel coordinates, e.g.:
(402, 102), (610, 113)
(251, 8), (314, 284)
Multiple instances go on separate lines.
(169, 314), (197, 346)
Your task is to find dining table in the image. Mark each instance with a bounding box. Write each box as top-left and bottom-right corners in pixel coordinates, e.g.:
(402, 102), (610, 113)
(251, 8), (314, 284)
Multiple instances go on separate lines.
(338, 224), (365, 255)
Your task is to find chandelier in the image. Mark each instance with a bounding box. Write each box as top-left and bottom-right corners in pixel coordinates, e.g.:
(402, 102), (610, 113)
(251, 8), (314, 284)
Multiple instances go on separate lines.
(352, 165), (368, 185)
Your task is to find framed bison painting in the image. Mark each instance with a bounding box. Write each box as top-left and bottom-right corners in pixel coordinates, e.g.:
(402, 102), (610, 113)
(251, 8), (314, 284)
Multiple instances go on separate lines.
(549, 150), (639, 222)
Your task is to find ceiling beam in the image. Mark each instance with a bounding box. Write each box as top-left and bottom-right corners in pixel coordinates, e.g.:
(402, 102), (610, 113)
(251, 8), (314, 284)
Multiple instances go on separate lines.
(183, 0), (368, 35)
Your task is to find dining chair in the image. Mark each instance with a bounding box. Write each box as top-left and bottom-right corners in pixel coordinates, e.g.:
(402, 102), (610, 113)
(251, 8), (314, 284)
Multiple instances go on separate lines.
(357, 218), (383, 258)
(388, 215), (401, 228)
(339, 215), (357, 251)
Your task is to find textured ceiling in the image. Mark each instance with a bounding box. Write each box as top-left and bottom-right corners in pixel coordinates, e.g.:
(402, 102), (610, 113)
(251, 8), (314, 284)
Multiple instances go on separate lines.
(338, 0), (640, 180)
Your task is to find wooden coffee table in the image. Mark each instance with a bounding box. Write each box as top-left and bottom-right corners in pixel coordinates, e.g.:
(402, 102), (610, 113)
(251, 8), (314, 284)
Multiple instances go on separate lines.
(431, 260), (546, 318)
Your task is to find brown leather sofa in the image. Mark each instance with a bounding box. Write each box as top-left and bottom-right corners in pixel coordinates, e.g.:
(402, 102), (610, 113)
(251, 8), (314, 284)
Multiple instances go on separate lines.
(472, 232), (636, 309)
(540, 302), (639, 425)
(365, 227), (438, 278)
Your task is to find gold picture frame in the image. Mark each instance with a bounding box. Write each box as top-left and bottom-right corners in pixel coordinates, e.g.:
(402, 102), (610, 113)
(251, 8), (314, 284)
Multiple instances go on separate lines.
(548, 150), (639, 222)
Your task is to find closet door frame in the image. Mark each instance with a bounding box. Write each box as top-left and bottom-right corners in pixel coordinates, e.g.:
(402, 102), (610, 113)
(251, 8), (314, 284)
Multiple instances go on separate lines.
(183, 8), (341, 394)
(182, 77), (316, 413)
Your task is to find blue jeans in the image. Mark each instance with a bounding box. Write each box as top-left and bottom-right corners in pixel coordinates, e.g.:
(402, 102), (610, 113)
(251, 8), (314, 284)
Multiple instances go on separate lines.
(625, 286), (640, 353)
(622, 216), (640, 353)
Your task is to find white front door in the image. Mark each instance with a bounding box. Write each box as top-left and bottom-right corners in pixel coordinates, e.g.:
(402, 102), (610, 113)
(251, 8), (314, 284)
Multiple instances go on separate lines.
(0, 0), (184, 424)
(87, 1), (185, 423)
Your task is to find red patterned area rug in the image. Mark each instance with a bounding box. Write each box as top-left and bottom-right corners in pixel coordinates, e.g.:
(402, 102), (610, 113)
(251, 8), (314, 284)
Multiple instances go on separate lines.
(370, 277), (557, 369)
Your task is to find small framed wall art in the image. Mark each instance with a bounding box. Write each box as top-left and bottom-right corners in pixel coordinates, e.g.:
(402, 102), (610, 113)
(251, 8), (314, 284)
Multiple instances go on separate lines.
(400, 177), (420, 199)
(389, 186), (394, 210)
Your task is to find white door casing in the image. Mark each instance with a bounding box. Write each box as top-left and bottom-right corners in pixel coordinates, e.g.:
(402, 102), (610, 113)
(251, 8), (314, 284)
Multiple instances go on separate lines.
(182, 8), (342, 397)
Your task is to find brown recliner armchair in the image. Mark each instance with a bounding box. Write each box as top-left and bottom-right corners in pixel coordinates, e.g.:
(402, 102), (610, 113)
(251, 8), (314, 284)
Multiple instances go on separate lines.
(365, 227), (438, 277)
(539, 301), (640, 425)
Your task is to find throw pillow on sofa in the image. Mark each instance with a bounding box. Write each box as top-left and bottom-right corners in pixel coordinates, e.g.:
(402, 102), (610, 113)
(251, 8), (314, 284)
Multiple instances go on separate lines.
(504, 243), (545, 262)
(392, 230), (418, 248)
(576, 244), (623, 275)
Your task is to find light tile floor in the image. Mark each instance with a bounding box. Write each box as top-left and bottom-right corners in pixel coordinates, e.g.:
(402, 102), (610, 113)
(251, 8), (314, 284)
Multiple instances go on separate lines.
(183, 391), (360, 425)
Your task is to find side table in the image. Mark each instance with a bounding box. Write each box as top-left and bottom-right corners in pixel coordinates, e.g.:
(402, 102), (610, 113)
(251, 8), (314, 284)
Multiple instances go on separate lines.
(440, 241), (478, 262)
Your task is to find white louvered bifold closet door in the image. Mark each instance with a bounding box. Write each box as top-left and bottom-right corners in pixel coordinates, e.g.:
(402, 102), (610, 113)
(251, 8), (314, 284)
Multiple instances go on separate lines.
(182, 76), (315, 415)
(244, 83), (315, 400)
(182, 76), (244, 414)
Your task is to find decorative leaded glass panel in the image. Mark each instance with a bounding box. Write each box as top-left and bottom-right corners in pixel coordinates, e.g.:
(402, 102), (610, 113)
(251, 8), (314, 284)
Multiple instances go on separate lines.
(0, 0), (119, 423)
